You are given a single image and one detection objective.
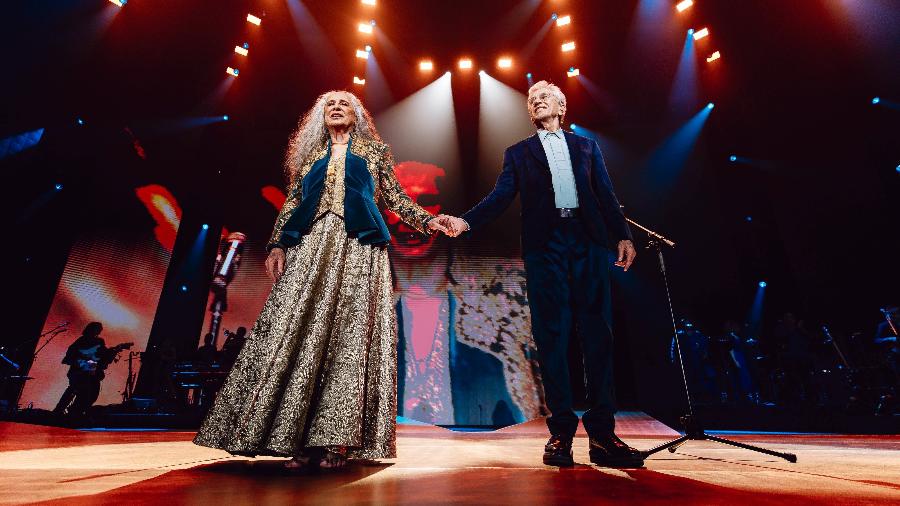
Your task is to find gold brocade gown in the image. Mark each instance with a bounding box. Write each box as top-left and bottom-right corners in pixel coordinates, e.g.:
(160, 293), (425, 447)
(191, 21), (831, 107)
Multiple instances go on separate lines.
(193, 140), (434, 459)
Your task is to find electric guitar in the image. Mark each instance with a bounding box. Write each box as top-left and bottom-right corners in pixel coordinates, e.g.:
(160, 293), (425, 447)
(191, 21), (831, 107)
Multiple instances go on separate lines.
(76, 342), (134, 375)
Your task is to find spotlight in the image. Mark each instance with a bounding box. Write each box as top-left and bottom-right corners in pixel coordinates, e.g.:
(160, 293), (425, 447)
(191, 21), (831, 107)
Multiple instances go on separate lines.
(234, 45), (248, 56)
(745, 216), (753, 222)
(676, 0), (694, 12)
(365, 45), (372, 52)
(729, 155), (737, 162)
(108, 0), (126, 6)
(567, 67), (580, 77)
(458, 58), (473, 70)
(526, 72), (532, 79)
(361, 0), (376, 5)
(871, 97), (880, 104)
(692, 27), (709, 40)
(54, 183), (63, 191)
(706, 51), (721, 63)
(356, 49), (370, 59)
(896, 165), (900, 173)
(497, 57), (513, 69)
(758, 281), (767, 288)
(358, 22), (373, 34)
(181, 285), (188, 292)
(561, 41), (576, 52)
(247, 13), (262, 26)
(556, 15), (571, 27)
(706, 102), (715, 109)
(202, 224), (209, 230)
(226, 66), (239, 76)
(353, 76), (366, 85)
(688, 28), (695, 36)
(570, 123), (578, 129)
(76, 118), (84, 125)
(419, 60), (434, 71)
(223, 115), (229, 121)
(479, 70), (486, 76)
(551, 13), (558, 20)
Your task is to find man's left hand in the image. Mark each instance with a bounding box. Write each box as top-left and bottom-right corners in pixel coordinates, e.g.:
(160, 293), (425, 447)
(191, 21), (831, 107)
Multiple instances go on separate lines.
(614, 240), (636, 272)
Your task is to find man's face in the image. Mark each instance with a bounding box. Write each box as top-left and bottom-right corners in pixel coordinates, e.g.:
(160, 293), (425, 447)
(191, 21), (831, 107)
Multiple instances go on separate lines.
(527, 87), (564, 125)
(386, 161), (445, 258)
(323, 92), (355, 130)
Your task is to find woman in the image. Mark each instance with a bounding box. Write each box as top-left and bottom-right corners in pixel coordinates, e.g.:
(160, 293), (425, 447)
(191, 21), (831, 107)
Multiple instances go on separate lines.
(193, 90), (448, 469)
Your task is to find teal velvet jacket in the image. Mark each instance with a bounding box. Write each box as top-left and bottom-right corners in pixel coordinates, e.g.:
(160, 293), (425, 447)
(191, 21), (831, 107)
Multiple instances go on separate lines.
(268, 135), (434, 251)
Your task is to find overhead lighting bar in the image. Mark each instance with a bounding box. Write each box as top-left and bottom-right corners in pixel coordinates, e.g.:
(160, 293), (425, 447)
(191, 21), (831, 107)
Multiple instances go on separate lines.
(556, 15), (571, 27)
(108, 0), (127, 6)
(419, 60), (434, 71)
(247, 14), (262, 26)
(497, 57), (513, 69)
(361, 0), (376, 5)
(356, 49), (370, 59)
(693, 27), (709, 40)
(676, 0), (694, 12)
(226, 67), (239, 77)
(561, 41), (576, 52)
(706, 50), (721, 62)
(458, 58), (473, 70)
(358, 22), (373, 34)
(234, 43), (249, 56)
(567, 67), (580, 77)
(353, 76), (366, 85)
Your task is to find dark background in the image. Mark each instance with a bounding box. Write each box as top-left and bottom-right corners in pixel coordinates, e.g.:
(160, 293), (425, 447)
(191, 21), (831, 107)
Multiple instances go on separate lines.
(5, 0), (899, 424)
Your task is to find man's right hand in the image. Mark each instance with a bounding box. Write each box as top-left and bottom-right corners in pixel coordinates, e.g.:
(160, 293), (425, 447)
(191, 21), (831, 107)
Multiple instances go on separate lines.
(438, 215), (469, 237)
(265, 248), (286, 282)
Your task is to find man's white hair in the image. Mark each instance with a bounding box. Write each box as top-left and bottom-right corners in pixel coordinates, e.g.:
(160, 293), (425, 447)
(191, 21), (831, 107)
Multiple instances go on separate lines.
(527, 80), (567, 127)
(283, 90), (382, 185)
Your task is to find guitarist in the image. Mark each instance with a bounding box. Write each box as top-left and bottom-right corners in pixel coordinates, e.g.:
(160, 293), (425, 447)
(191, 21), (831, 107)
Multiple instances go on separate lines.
(53, 322), (131, 416)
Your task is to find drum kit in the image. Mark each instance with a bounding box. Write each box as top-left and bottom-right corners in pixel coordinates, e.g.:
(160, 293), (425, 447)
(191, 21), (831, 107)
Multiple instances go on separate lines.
(671, 315), (897, 414)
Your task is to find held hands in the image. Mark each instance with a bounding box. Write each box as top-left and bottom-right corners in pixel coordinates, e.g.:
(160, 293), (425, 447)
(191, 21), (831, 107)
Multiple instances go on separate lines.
(428, 214), (468, 238)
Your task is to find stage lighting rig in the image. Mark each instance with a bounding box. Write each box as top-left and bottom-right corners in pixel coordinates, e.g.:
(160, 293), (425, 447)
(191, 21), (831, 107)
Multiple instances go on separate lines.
(358, 22), (374, 34)
(353, 76), (366, 85)
(458, 58), (473, 70)
(497, 57), (512, 69)
(676, 0), (694, 12)
(108, 0), (126, 6)
(692, 27), (709, 40)
(706, 51), (721, 62)
(567, 67), (580, 77)
(234, 43), (249, 56)
(247, 14), (262, 26)
(226, 67), (239, 77)
(419, 60), (434, 71)
(356, 49), (370, 59)
(361, 0), (376, 5)
(556, 15), (571, 27)
(561, 41), (575, 52)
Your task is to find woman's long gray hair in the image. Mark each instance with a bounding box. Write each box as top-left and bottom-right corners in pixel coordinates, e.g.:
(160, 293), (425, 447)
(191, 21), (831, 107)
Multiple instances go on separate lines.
(283, 90), (382, 185)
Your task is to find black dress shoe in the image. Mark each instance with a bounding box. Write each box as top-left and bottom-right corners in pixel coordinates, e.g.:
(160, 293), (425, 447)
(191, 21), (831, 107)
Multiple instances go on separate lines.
(588, 433), (644, 468)
(543, 435), (574, 467)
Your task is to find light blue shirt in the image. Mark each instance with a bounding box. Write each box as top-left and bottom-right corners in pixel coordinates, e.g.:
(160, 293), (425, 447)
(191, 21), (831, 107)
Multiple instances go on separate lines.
(537, 129), (579, 209)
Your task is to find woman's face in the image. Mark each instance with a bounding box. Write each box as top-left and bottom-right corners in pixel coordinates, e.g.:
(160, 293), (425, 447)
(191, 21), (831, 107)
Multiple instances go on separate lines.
(323, 92), (356, 130)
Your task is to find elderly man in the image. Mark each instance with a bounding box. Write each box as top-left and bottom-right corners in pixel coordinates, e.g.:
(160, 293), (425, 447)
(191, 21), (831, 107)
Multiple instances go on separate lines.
(443, 81), (641, 467)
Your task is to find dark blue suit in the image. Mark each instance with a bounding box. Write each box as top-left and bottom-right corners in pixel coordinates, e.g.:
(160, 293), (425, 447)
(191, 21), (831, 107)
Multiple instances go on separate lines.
(462, 131), (632, 438)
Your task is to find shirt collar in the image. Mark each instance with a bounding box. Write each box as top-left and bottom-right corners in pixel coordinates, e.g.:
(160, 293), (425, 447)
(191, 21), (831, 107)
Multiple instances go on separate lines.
(537, 129), (563, 141)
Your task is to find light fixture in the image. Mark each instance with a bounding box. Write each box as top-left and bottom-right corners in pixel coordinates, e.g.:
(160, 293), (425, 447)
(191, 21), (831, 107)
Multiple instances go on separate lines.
(676, 0), (694, 12)
(693, 27), (709, 40)
(458, 58), (473, 70)
(353, 76), (366, 85)
(419, 60), (434, 71)
(356, 49), (370, 59)
(226, 66), (239, 77)
(358, 22), (373, 34)
(497, 57), (512, 69)
(247, 13), (261, 26)
(561, 41), (576, 52)
(556, 15), (571, 27)
(567, 67), (580, 77)
(706, 51), (721, 62)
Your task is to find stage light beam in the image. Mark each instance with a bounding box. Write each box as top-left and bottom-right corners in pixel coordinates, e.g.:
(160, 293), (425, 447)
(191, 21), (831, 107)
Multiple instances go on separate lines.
(693, 27), (709, 40)
(561, 41), (576, 52)
(247, 14), (262, 26)
(676, 0), (694, 12)
(556, 15), (571, 27)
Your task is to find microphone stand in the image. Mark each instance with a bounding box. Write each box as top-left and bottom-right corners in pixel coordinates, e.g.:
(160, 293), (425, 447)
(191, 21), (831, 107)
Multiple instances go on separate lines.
(624, 216), (797, 463)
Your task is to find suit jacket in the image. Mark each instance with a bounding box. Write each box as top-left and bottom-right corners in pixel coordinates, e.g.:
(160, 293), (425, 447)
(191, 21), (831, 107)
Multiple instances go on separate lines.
(461, 131), (632, 254)
(267, 134), (433, 250)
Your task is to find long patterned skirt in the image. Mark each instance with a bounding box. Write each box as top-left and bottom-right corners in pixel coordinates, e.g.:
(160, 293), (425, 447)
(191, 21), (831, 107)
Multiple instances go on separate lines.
(193, 212), (397, 459)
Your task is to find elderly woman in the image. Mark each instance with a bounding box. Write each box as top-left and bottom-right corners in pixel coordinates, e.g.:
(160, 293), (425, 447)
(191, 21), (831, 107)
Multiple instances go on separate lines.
(193, 90), (448, 469)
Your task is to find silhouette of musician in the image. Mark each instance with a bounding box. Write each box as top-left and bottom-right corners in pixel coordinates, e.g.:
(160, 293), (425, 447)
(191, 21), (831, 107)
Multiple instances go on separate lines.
(53, 322), (131, 416)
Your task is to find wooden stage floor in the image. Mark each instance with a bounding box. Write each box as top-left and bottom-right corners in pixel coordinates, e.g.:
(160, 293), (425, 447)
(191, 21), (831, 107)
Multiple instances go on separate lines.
(1, 413), (898, 505)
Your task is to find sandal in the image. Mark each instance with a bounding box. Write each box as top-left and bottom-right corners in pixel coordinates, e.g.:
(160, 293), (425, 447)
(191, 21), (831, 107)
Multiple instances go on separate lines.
(317, 446), (349, 470)
(284, 450), (316, 470)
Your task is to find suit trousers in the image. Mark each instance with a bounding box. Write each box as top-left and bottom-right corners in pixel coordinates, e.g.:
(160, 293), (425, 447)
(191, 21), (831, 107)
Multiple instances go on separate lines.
(524, 216), (616, 439)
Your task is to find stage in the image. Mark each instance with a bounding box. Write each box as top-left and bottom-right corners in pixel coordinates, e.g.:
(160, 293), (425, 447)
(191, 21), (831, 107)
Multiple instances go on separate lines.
(2, 414), (898, 505)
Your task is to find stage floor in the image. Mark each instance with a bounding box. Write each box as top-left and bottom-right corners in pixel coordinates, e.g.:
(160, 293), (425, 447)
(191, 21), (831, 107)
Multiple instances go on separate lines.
(1, 413), (898, 505)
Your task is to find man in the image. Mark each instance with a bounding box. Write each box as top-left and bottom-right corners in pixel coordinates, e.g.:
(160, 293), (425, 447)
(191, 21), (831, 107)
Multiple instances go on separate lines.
(442, 81), (642, 467)
(54, 322), (108, 416)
